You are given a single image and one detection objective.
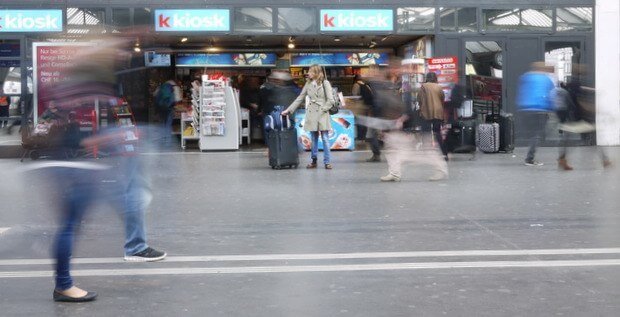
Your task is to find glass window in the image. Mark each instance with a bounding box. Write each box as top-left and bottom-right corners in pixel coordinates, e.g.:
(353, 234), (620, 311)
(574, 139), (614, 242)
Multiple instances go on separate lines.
(134, 8), (152, 26)
(112, 8), (131, 29)
(234, 8), (273, 33)
(67, 7), (106, 34)
(556, 7), (592, 32)
(483, 9), (552, 32)
(397, 7), (436, 33)
(277, 8), (315, 33)
(440, 8), (477, 33)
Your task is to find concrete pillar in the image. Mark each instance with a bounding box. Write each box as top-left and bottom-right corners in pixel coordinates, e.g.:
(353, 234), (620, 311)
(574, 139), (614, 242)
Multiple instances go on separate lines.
(596, 0), (620, 145)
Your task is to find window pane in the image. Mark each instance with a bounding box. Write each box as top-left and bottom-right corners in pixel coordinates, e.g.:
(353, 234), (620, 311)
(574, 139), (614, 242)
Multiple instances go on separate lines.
(556, 7), (592, 32)
(67, 7), (106, 34)
(457, 8), (477, 33)
(277, 8), (315, 33)
(439, 8), (456, 32)
(134, 8), (152, 26)
(234, 8), (273, 33)
(397, 7), (435, 32)
(112, 8), (131, 28)
(483, 9), (552, 32)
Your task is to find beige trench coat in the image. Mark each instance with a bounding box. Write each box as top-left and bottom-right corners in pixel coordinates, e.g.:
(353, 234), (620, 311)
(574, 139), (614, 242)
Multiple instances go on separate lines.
(286, 80), (334, 132)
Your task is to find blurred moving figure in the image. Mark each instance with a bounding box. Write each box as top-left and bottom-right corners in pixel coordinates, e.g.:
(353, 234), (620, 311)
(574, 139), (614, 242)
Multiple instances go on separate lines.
(153, 78), (182, 144)
(554, 76), (612, 170)
(359, 64), (448, 182)
(418, 72), (448, 161)
(282, 64), (335, 169)
(517, 62), (555, 166)
(259, 70), (298, 142)
(32, 38), (166, 303)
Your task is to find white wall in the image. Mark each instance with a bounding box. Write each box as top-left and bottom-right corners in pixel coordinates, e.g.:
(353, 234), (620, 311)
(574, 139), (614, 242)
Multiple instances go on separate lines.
(596, 0), (620, 146)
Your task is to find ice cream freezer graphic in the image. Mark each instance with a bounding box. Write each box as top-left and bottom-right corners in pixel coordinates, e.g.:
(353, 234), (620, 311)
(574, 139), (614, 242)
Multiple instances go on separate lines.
(293, 109), (355, 151)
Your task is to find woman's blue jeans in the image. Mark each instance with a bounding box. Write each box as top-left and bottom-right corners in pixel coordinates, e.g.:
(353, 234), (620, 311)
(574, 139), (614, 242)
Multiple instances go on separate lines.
(310, 131), (331, 164)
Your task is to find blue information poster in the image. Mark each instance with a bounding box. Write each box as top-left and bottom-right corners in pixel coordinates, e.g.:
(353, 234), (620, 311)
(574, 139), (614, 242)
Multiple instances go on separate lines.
(291, 53), (389, 67)
(294, 109), (355, 151)
(177, 53), (277, 67)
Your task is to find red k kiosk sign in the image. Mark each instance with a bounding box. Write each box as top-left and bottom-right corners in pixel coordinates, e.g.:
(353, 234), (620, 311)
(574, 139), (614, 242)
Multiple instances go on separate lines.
(320, 9), (393, 32)
(154, 9), (230, 32)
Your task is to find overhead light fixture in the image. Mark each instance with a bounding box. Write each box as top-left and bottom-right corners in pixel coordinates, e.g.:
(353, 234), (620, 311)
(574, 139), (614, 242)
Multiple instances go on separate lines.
(287, 42), (295, 49)
(334, 36), (341, 42)
(180, 37), (188, 43)
(133, 47), (141, 52)
(207, 47), (220, 52)
(288, 36), (296, 49)
(369, 40), (377, 48)
(245, 36), (253, 42)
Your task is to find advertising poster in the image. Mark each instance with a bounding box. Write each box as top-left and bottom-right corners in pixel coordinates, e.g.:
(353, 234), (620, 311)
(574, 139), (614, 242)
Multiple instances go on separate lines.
(145, 52), (171, 67)
(291, 52), (389, 67)
(33, 43), (95, 123)
(469, 75), (502, 103)
(427, 56), (459, 102)
(294, 109), (355, 151)
(176, 53), (277, 67)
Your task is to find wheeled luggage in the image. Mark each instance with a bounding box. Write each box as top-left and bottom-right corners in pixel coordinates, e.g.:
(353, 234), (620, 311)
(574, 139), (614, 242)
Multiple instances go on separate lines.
(499, 114), (515, 153)
(445, 120), (476, 153)
(477, 122), (500, 153)
(266, 111), (298, 169)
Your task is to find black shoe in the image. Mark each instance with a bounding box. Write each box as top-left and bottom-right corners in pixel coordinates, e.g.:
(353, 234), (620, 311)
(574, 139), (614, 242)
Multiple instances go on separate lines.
(53, 290), (97, 303)
(124, 247), (167, 262)
(366, 155), (381, 162)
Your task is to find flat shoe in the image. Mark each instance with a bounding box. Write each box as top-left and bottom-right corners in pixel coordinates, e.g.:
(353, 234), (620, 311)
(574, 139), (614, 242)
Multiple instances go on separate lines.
(306, 163), (317, 169)
(53, 290), (98, 302)
(325, 164), (333, 169)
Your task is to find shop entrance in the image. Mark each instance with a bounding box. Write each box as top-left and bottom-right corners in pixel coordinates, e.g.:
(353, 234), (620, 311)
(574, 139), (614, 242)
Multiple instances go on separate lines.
(0, 36), (30, 147)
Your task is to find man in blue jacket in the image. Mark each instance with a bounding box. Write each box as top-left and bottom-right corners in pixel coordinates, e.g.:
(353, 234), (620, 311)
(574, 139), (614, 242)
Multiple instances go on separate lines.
(516, 62), (556, 166)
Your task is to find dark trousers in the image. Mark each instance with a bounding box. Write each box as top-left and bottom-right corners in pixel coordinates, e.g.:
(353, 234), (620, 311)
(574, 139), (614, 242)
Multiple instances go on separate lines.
(423, 119), (448, 157)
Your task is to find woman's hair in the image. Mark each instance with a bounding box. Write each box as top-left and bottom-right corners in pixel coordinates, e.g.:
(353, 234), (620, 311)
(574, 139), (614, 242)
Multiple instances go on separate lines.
(309, 64), (325, 83)
(425, 72), (438, 83)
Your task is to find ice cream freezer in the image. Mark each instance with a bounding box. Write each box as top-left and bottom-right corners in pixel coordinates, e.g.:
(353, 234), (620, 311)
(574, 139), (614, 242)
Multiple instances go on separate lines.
(293, 109), (355, 151)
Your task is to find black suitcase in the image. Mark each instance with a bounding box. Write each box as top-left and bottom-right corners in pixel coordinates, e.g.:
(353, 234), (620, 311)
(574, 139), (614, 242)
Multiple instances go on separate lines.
(446, 120), (476, 153)
(267, 128), (299, 169)
(499, 114), (515, 153)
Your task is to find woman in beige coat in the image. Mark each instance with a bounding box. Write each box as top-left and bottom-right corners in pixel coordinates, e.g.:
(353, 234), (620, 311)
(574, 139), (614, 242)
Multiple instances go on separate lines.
(418, 72), (448, 160)
(282, 64), (335, 169)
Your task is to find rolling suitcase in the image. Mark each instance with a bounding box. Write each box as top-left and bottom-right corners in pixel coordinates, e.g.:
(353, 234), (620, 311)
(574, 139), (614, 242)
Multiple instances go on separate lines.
(446, 120), (476, 153)
(267, 113), (299, 169)
(499, 114), (515, 153)
(477, 123), (500, 153)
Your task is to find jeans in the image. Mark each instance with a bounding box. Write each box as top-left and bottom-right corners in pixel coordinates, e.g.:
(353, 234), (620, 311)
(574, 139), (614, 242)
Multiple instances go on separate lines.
(523, 112), (548, 162)
(53, 168), (97, 291)
(366, 128), (381, 156)
(119, 157), (151, 256)
(310, 130), (331, 164)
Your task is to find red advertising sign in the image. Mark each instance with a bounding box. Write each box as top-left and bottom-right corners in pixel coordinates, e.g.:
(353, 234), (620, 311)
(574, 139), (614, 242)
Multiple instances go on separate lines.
(427, 56), (459, 101)
(34, 43), (93, 121)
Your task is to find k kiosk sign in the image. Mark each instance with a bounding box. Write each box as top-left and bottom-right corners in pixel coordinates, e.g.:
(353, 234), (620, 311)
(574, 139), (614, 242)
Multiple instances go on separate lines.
(320, 9), (393, 32)
(0, 10), (63, 33)
(155, 9), (230, 32)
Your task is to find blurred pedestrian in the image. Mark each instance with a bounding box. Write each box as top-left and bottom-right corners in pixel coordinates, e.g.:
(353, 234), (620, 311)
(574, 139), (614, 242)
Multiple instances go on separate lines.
(555, 81), (612, 170)
(153, 78), (182, 143)
(517, 62), (555, 166)
(282, 64), (335, 169)
(39, 39), (166, 302)
(259, 70), (298, 143)
(418, 72), (448, 161)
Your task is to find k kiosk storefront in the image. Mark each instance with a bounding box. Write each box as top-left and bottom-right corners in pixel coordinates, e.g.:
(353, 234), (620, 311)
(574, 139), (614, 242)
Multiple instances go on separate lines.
(0, 2), (605, 153)
(0, 9), (64, 150)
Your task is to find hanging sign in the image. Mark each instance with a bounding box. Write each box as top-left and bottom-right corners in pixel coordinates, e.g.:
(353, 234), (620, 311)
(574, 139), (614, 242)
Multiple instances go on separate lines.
(176, 53), (277, 67)
(320, 9), (393, 32)
(154, 9), (230, 32)
(0, 10), (63, 33)
(291, 52), (389, 67)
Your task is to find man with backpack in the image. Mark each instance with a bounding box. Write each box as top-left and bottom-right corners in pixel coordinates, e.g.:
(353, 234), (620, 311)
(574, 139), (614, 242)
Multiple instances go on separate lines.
(154, 79), (182, 143)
